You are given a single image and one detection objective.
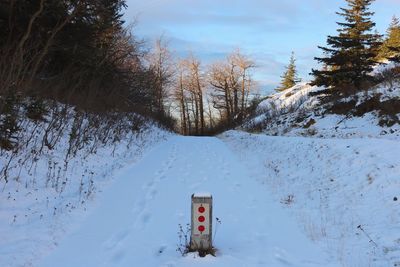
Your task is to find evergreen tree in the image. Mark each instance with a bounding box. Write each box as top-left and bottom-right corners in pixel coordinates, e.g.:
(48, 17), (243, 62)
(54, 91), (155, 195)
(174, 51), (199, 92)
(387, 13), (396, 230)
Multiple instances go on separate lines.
(378, 15), (400, 60)
(276, 52), (300, 92)
(311, 0), (382, 94)
(390, 47), (400, 63)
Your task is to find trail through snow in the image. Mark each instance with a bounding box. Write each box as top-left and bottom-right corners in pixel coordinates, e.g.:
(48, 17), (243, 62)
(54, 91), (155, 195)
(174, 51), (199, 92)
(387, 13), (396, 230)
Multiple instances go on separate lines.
(39, 136), (339, 267)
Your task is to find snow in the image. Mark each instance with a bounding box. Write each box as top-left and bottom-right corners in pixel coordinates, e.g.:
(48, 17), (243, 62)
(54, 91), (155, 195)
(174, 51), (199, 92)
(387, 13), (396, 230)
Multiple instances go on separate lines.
(34, 136), (339, 267)
(193, 192), (212, 198)
(221, 130), (400, 267)
(372, 60), (397, 75)
(0, 116), (170, 267)
(256, 82), (319, 115)
(2, 127), (399, 266)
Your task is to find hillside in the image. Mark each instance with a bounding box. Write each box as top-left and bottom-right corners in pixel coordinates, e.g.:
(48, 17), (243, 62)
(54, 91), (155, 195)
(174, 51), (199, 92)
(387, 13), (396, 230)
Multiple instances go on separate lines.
(0, 108), (169, 267)
(245, 64), (400, 139)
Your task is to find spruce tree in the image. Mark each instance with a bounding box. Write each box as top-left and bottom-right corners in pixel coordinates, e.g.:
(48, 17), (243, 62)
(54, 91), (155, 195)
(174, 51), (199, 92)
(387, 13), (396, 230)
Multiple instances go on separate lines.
(378, 16), (400, 60)
(276, 52), (300, 92)
(389, 47), (400, 63)
(311, 0), (382, 94)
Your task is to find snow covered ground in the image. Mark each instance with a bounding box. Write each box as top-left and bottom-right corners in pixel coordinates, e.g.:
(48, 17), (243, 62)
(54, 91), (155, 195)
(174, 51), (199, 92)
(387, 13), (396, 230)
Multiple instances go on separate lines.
(222, 131), (400, 267)
(2, 129), (398, 267)
(33, 136), (340, 267)
(0, 122), (169, 267)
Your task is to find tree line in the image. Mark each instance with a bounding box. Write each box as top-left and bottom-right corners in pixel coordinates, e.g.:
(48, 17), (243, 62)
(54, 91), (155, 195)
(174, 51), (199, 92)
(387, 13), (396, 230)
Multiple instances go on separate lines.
(151, 43), (258, 136)
(0, 0), (177, 151)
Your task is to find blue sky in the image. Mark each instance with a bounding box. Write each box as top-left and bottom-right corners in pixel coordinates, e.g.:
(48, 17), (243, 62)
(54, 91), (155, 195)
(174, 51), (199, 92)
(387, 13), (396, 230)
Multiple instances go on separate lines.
(124, 0), (400, 92)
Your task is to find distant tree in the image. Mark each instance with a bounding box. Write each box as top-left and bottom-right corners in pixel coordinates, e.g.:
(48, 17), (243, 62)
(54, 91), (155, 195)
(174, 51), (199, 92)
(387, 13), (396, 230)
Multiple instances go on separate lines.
(276, 52), (300, 92)
(377, 16), (400, 60)
(188, 56), (205, 135)
(311, 0), (382, 94)
(172, 56), (206, 135)
(148, 36), (174, 114)
(208, 51), (255, 126)
(209, 61), (233, 124)
(174, 61), (187, 135)
(230, 49), (255, 118)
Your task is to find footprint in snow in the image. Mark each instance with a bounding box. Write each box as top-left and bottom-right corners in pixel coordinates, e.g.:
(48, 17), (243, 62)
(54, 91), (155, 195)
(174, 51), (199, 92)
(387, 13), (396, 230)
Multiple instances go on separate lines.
(131, 199), (146, 213)
(103, 229), (130, 250)
(141, 212), (151, 224)
(147, 189), (157, 199)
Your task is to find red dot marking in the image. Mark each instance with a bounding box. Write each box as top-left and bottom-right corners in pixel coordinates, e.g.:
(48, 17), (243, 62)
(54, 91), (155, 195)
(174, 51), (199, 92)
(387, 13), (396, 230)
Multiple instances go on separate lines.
(198, 216), (205, 222)
(198, 225), (205, 232)
(198, 206), (205, 213)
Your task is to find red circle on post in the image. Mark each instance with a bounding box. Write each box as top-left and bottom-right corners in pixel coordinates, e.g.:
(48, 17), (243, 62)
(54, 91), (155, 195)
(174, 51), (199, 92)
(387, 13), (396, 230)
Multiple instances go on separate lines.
(198, 225), (205, 232)
(198, 206), (205, 213)
(198, 216), (205, 222)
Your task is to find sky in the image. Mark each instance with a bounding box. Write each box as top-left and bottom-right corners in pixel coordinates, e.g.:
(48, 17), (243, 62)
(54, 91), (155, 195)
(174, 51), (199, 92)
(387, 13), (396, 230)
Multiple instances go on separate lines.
(124, 0), (400, 93)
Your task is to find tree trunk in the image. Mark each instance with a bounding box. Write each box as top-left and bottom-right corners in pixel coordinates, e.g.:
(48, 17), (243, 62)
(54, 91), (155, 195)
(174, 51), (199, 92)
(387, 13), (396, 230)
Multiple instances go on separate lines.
(193, 92), (199, 135)
(224, 82), (231, 123)
(241, 69), (246, 114)
(194, 71), (205, 135)
(179, 73), (187, 135)
(185, 100), (192, 135)
(198, 90), (204, 135)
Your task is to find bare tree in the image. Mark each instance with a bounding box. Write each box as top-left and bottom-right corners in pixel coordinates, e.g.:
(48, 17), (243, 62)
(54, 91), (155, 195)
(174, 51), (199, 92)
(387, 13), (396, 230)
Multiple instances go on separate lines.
(174, 60), (188, 135)
(230, 50), (255, 116)
(208, 50), (256, 126)
(148, 36), (174, 114)
(208, 61), (233, 123)
(171, 49), (256, 135)
(187, 56), (205, 135)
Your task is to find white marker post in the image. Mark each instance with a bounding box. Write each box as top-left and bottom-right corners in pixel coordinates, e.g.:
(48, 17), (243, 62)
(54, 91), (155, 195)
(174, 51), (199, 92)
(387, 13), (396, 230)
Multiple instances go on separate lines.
(190, 193), (213, 252)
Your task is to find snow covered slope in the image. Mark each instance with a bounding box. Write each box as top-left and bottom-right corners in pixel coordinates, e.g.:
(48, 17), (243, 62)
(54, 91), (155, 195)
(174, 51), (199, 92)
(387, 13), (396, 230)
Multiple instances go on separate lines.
(36, 136), (339, 267)
(222, 131), (400, 267)
(246, 71), (400, 139)
(0, 117), (169, 267)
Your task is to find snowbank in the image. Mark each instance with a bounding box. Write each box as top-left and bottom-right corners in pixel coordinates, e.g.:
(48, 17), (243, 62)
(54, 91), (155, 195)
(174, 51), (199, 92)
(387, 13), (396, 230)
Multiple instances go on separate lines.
(0, 113), (170, 267)
(221, 130), (400, 267)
